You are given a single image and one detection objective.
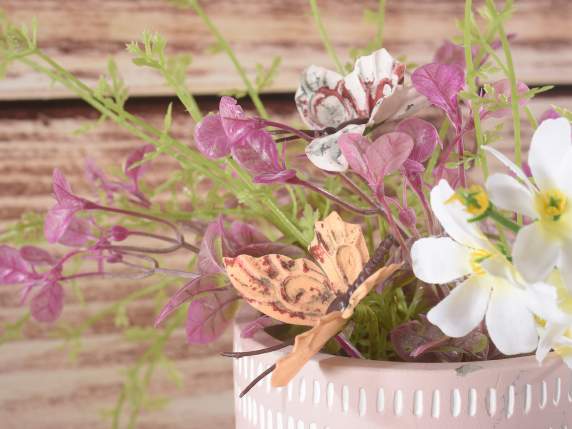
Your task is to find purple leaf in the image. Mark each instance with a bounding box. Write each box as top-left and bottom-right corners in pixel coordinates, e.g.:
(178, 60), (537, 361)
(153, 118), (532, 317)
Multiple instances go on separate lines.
(412, 63), (465, 130)
(366, 132), (414, 179)
(483, 79), (530, 119)
(240, 315), (275, 338)
(0, 245), (34, 285)
(433, 40), (466, 68)
(338, 133), (373, 182)
(58, 217), (92, 247)
(230, 129), (284, 177)
(390, 317), (457, 363)
(391, 316), (490, 362)
(193, 113), (232, 159)
(198, 221), (225, 275)
(20, 246), (56, 266)
(30, 282), (64, 323)
(124, 144), (155, 190)
(185, 288), (240, 344)
(85, 158), (118, 202)
(155, 274), (226, 327)
(222, 220), (304, 259)
(450, 329), (489, 360)
(46, 169), (94, 244)
(219, 96), (257, 143)
(396, 117), (441, 164)
(223, 220), (267, 254)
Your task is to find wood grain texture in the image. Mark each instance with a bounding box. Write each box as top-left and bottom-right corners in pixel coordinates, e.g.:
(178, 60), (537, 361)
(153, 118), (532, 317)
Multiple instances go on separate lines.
(2, 0), (572, 100)
(0, 88), (571, 427)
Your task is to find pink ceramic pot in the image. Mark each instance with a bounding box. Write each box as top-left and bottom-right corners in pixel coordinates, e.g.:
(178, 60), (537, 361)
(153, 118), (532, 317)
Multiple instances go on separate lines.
(233, 321), (572, 429)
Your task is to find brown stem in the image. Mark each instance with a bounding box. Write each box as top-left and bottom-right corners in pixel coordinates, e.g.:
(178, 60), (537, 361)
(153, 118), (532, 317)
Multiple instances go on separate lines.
(239, 364), (277, 398)
(221, 341), (292, 358)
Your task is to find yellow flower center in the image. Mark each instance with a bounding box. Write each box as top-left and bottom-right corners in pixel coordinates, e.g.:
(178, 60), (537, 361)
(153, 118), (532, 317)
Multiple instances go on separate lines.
(537, 189), (567, 221)
(447, 185), (490, 217)
(534, 315), (547, 328)
(470, 249), (492, 276)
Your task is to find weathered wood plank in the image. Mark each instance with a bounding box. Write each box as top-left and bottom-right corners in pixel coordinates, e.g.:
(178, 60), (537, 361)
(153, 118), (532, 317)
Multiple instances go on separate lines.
(2, 0), (572, 100)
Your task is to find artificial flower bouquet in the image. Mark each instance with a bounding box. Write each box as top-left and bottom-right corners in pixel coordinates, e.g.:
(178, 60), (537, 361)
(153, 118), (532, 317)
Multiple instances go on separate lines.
(1, 0), (572, 427)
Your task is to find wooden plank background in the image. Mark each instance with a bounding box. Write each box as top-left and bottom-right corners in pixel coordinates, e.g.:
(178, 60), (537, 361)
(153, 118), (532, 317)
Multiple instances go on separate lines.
(1, 1), (572, 428)
(2, 0), (572, 100)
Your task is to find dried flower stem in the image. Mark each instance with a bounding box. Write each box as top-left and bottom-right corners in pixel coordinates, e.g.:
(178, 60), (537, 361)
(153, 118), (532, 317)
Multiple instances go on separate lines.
(293, 178), (379, 216)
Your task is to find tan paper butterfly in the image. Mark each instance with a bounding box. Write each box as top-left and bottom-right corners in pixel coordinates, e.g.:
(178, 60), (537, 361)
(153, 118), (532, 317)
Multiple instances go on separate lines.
(223, 212), (401, 388)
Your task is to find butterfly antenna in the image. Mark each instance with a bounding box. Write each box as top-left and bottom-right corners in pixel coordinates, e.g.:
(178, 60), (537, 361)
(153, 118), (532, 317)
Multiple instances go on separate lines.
(347, 235), (397, 296)
(328, 236), (397, 313)
(239, 364), (276, 397)
(221, 340), (292, 358)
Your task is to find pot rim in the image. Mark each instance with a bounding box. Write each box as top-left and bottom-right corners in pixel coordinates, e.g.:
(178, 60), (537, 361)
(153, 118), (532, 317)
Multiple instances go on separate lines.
(235, 316), (557, 373)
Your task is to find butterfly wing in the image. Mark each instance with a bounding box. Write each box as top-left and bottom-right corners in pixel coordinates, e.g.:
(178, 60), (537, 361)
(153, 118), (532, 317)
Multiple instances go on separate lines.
(271, 311), (346, 387)
(223, 254), (336, 326)
(308, 212), (369, 294)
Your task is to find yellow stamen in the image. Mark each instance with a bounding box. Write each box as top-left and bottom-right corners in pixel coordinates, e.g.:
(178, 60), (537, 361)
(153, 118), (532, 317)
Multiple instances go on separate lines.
(536, 189), (567, 221)
(446, 185), (490, 216)
(470, 249), (492, 276)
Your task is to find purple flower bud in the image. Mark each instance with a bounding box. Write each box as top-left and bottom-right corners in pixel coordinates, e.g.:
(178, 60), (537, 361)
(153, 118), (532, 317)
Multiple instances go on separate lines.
(110, 225), (130, 241)
(398, 207), (417, 228)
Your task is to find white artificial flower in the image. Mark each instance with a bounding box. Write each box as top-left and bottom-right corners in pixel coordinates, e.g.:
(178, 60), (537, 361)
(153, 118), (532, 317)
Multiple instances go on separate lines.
(485, 118), (572, 290)
(411, 179), (538, 355)
(527, 273), (572, 368)
(295, 49), (422, 172)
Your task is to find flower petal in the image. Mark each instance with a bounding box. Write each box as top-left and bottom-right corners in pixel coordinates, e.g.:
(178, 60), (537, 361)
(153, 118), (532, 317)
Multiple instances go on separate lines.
(346, 48), (403, 115)
(427, 276), (490, 337)
(430, 179), (488, 249)
(556, 148), (572, 196)
(513, 222), (559, 283)
(485, 173), (536, 218)
(305, 124), (366, 172)
(485, 279), (538, 355)
(411, 237), (471, 284)
(483, 146), (535, 191)
(295, 65), (353, 129)
(525, 282), (572, 325)
(529, 117), (572, 190)
(558, 241), (572, 294)
(536, 322), (567, 363)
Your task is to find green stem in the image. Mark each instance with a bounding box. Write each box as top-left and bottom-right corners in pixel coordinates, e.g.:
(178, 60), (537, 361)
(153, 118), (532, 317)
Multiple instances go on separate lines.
(375, 0), (387, 49)
(309, 0), (345, 74)
(186, 0), (269, 118)
(163, 73), (203, 123)
(488, 208), (520, 233)
(226, 159), (308, 247)
(424, 119), (449, 182)
(524, 106), (538, 129)
(463, 0), (488, 180)
(489, 0), (522, 167)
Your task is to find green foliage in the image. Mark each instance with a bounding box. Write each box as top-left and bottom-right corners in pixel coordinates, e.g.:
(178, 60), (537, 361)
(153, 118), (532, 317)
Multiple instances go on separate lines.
(0, 312), (30, 346)
(0, 11), (37, 77)
(350, 275), (426, 361)
(0, 211), (44, 244)
(127, 31), (201, 122)
(348, 0), (386, 65)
